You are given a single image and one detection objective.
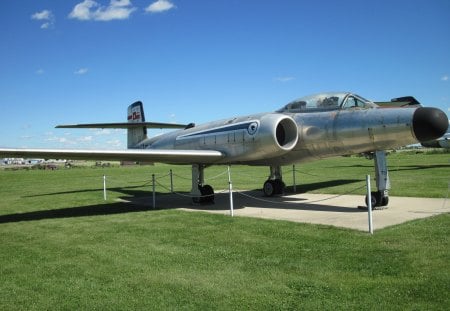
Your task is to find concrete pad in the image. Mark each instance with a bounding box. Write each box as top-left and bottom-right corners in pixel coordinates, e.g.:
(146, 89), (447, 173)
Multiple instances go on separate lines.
(125, 191), (449, 232)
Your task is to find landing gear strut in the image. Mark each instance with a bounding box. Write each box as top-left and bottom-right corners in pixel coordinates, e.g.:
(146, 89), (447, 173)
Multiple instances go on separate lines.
(263, 165), (285, 196)
(365, 150), (390, 208)
(191, 164), (215, 204)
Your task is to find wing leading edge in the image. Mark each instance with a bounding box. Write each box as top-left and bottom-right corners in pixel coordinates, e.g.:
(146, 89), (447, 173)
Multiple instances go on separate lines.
(0, 148), (224, 164)
(56, 122), (189, 129)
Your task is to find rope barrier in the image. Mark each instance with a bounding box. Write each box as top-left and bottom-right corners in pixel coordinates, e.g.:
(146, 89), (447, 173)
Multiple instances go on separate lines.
(172, 173), (191, 180)
(234, 183), (366, 206)
(155, 172), (171, 180)
(292, 169), (320, 177)
(204, 169), (229, 181)
(154, 180), (223, 199)
(101, 167), (368, 208)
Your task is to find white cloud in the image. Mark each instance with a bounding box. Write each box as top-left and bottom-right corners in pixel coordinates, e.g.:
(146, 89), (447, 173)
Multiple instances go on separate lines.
(41, 22), (51, 29)
(69, 0), (136, 21)
(107, 139), (123, 148)
(91, 129), (112, 135)
(31, 9), (55, 29)
(35, 69), (45, 75)
(274, 76), (295, 82)
(145, 0), (176, 13)
(46, 136), (69, 144)
(69, 0), (96, 20)
(31, 10), (52, 20)
(74, 68), (89, 75)
(77, 136), (93, 142)
(441, 75), (449, 81)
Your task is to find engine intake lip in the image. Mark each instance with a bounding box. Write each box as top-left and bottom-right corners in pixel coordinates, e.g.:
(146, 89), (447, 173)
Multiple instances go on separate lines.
(274, 117), (299, 150)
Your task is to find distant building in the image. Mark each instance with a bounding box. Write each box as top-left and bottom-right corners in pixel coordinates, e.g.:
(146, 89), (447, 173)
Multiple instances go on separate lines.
(1, 158), (44, 165)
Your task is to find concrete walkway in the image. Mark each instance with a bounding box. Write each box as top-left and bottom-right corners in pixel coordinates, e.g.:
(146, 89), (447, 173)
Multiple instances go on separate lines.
(127, 191), (449, 232)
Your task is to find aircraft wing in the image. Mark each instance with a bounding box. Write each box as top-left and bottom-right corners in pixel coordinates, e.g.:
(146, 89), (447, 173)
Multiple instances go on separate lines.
(56, 122), (189, 129)
(0, 148), (223, 164)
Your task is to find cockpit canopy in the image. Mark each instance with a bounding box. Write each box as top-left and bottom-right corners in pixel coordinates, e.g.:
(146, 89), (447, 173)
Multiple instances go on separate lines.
(276, 92), (378, 113)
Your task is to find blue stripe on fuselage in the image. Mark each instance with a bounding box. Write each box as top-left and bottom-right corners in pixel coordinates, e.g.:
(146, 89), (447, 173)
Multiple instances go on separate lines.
(177, 121), (257, 140)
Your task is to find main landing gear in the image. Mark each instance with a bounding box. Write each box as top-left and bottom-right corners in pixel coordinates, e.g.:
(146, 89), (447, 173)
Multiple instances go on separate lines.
(365, 150), (390, 208)
(190, 154), (391, 208)
(190, 164), (215, 204)
(261, 154), (390, 209)
(263, 165), (285, 197)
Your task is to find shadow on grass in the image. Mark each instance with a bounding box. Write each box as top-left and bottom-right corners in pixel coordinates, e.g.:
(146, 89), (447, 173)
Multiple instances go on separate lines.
(1, 179), (365, 224)
(22, 185), (151, 198)
(0, 202), (153, 224)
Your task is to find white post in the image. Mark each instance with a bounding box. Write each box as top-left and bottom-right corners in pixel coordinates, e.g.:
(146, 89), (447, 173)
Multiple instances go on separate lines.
(103, 175), (107, 201)
(170, 169), (174, 193)
(366, 175), (373, 234)
(228, 166), (234, 217)
(152, 174), (156, 209)
(292, 165), (297, 193)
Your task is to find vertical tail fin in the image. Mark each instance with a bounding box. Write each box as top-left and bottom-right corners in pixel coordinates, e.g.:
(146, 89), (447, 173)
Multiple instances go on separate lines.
(127, 101), (147, 148)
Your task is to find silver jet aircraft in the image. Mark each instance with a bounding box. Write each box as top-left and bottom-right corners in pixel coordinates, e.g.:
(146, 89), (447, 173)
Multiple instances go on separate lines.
(1, 92), (447, 207)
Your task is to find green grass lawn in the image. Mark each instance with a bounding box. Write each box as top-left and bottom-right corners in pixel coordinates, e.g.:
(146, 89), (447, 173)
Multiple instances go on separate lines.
(0, 152), (449, 309)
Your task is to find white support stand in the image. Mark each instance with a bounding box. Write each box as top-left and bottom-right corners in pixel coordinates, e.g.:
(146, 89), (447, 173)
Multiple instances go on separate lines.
(292, 165), (297, 193)
(366, 175), (373, 234)
(152, 174), (156, 209)
(103, 175), (107, 201)
(227, 166), (234, 217)
(170, 169), (174, 193)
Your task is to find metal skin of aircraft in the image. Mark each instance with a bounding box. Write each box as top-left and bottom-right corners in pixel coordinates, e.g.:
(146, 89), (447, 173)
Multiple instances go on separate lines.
(1, 92), (448, 207)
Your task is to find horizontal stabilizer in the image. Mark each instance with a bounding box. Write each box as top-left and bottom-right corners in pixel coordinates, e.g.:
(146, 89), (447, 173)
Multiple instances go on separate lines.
(0, 148), (223, 164)
(56, 122), (189, 129)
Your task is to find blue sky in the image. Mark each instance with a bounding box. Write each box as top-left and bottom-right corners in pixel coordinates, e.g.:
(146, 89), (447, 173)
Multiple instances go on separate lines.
(0, 0), (449, 149)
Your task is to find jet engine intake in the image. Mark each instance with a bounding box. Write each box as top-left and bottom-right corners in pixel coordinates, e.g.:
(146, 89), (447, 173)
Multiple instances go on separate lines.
(253, 114), (299, 159)
(274, 116), (299, 150)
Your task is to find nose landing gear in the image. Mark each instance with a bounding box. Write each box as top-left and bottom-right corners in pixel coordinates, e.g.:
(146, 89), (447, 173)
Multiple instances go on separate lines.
(365, 150), (390, 208)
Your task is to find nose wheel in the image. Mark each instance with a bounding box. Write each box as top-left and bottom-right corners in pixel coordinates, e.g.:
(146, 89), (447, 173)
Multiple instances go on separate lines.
(263, 179), (285, 196)
(365, 191), (389, 208)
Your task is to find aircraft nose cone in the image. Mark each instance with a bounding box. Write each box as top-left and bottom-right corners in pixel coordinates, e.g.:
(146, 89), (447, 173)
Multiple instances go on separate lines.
(412, 107), (448, 142)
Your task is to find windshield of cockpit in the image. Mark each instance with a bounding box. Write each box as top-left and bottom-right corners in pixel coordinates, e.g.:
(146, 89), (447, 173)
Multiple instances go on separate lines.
(277, 93), (375, 112)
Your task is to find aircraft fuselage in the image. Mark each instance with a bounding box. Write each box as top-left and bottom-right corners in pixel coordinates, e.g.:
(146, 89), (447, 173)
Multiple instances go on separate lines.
(137, 106), (439, 166)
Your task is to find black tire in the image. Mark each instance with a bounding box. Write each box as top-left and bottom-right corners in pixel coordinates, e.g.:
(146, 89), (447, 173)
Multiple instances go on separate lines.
(263, 180), (275, 197)
(274, 179), (285, 195)
(199, 185), (215, 203)
(381, 195), (389, 206)
(365, 191), (381, 208)
(263, 179), (285, 196)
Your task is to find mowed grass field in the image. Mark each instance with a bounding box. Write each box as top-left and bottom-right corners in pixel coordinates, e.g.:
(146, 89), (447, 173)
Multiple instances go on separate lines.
(0, 151), (449, 309)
